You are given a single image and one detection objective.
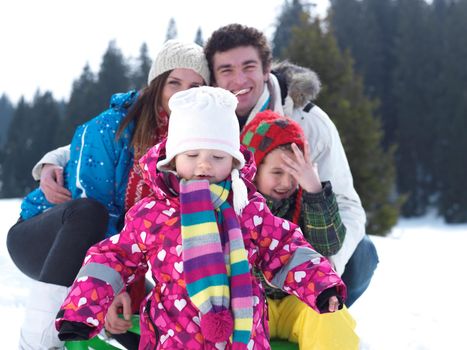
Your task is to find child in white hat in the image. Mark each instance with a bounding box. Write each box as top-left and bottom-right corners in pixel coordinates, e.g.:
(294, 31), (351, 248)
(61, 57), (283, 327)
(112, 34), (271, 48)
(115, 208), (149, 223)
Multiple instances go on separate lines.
(56, 86), (346, 350)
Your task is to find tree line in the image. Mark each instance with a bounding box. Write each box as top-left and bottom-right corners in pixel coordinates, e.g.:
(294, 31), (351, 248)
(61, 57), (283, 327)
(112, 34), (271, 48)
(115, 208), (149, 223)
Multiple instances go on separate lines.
(0, 41), (151, 200)
(329, 0), (467, 222)
(0, 17), (184, 201)
(1, 0), (466, 235)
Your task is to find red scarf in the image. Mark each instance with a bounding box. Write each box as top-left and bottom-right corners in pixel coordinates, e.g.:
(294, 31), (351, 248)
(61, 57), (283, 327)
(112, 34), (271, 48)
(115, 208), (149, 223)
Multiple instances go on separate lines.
(124, 109), (169, 211)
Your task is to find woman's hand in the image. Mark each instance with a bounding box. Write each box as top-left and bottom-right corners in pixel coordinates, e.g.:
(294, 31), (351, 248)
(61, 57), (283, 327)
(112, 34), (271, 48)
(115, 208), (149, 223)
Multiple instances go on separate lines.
(40, 164), (71, 203)
(281, 141), (322, 193)
(104, 292), (133, 334)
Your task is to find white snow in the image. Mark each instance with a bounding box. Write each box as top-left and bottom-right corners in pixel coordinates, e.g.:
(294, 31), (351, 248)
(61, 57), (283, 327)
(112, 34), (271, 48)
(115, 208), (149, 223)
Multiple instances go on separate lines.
(1, 198), (466, 349)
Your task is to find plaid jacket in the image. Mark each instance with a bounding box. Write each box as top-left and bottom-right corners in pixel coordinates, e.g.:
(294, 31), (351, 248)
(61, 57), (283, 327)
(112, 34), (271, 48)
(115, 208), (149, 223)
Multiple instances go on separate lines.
(259, 181), (346, 299)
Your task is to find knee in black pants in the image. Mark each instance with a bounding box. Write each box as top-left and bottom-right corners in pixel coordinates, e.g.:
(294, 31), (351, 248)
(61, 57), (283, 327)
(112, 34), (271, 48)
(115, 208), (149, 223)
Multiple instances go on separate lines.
(62, 198), (109, 241)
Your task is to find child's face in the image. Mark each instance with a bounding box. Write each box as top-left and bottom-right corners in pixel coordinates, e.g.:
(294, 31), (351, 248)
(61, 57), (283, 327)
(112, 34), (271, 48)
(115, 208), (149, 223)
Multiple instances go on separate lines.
(175, 149), (234, 183)
(255, 148), (298, 200)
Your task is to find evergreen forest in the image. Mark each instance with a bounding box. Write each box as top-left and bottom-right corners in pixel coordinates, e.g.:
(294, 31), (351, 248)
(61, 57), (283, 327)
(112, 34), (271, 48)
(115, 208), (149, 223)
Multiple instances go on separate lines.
(1, 0), (466, 235)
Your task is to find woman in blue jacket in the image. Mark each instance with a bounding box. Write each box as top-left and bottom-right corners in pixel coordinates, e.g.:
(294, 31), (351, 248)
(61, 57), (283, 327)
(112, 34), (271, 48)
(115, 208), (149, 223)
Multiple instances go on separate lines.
(7, 39), (209, 350)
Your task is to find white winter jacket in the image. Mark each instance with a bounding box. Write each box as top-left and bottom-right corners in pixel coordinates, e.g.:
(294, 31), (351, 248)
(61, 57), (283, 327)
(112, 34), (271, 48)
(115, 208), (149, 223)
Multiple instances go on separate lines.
(242, 62), (366, 275)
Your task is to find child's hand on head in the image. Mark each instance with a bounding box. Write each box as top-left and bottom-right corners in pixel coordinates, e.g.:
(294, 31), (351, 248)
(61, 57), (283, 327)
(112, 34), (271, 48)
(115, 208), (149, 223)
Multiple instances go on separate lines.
(328, 295), (340, 312)
(281, 140), (322, 193)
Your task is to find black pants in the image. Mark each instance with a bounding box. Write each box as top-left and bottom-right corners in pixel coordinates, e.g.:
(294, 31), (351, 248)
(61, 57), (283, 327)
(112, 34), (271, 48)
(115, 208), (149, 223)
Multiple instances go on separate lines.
(7, 198), (108, 286)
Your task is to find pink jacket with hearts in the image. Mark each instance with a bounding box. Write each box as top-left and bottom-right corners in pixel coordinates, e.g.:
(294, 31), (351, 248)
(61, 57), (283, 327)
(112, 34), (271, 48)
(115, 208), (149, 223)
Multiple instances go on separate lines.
(56, 140), (346, 350)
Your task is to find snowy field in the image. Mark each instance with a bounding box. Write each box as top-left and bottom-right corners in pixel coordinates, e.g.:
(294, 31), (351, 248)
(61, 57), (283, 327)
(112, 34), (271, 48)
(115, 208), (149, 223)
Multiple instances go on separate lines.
(1, 198), (466, 349)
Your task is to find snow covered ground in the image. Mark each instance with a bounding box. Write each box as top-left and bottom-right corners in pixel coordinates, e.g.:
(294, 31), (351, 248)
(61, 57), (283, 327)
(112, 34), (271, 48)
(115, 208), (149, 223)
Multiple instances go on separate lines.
(1, 198), (466, 349)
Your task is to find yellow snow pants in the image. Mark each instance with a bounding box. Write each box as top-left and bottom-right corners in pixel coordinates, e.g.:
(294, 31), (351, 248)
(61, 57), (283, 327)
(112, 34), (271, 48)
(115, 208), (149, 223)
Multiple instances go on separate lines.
(268, 296), (359, 350)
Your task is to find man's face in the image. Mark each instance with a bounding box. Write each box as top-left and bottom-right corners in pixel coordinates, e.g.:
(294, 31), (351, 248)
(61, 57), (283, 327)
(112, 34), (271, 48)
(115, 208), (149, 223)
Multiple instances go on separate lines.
(212, 46), (270, 118)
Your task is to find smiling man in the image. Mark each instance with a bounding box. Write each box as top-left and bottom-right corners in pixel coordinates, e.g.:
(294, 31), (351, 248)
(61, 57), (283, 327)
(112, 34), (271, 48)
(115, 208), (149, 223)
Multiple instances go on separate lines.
(210, 45), (269, 123)
(205, 26), (272, 128)
(205, 23), (379, 308)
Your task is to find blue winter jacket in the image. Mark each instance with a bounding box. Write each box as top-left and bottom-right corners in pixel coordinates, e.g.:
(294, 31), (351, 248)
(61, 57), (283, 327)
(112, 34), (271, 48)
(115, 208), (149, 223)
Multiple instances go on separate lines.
(20, 90), (139, 237)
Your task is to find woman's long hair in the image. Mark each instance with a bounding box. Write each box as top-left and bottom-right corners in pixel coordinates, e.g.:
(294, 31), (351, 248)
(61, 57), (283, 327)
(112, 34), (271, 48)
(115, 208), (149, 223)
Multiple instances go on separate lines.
(116, 71), (171, 159)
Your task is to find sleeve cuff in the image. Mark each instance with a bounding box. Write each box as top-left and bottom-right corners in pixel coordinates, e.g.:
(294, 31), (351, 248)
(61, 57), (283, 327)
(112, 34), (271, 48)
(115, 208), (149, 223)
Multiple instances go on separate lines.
(315, 286), (343, 313)
(302, 181), (333, 202)
(58, 320), (94, 341)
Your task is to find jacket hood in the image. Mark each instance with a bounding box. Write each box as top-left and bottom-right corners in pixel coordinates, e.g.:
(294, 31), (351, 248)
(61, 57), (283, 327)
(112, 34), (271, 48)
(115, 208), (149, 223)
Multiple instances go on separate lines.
(139, 138), (258, 200)
(109, 90), (139, 110)
(272, 60), (321, 107)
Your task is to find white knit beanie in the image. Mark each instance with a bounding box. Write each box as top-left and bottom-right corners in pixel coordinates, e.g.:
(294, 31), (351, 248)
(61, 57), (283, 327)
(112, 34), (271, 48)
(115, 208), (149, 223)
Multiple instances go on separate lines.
(147, 40), (210, 85)
(157, 86), (248, 214)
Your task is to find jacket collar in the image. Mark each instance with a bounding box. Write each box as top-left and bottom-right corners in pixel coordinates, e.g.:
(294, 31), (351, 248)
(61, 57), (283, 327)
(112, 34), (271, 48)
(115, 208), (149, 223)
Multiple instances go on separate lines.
(245, 73), (285, 126)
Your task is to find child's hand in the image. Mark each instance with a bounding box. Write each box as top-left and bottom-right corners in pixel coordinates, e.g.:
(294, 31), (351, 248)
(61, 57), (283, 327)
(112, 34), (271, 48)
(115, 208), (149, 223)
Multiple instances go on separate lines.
(104, 292), (133, 334)
(328, 296), (340, 312)
(281, 141), (322, 193)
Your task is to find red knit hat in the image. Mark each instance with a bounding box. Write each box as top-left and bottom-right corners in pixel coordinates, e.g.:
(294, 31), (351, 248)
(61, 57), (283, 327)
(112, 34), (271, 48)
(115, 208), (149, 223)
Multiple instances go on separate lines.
(240, 110), (305, 166)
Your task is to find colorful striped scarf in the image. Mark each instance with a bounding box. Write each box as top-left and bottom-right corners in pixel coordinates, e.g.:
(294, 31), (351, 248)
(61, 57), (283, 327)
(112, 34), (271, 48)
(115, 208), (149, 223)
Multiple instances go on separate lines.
(180, 179), (253, 348)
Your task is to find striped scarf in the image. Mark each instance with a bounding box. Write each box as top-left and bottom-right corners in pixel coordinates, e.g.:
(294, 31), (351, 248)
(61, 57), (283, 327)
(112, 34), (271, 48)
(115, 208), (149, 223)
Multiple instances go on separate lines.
(180, 179), (253, 348)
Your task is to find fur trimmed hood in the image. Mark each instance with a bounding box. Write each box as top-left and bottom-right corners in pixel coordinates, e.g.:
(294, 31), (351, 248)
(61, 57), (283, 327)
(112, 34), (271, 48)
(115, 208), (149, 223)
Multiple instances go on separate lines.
(272, 60), (321, 107)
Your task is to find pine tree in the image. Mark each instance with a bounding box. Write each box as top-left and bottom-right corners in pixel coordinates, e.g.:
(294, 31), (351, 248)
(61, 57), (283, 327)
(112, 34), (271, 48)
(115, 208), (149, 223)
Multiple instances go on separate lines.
(330, 0), (439, 218)
(331, 0), (467, 221)
(330, 0), (398, 148)
(0, 93), (14, 148)
(55, 63), (100, 145)
(1, 97), (32, 197)
(194, 27), (204, 47)
(391, 0), (437, 216)
(56, 42), (132, 146)
(95, 40), (130, 106)
(1, 92), (62, 197)
(130, 43), (152, 90)
(272, 0), (313, 59)
(0, 148), (4, 195)
(434, 0), (467, 222)
(281, 14), (401, 235)
(165, 18), (178, 41)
